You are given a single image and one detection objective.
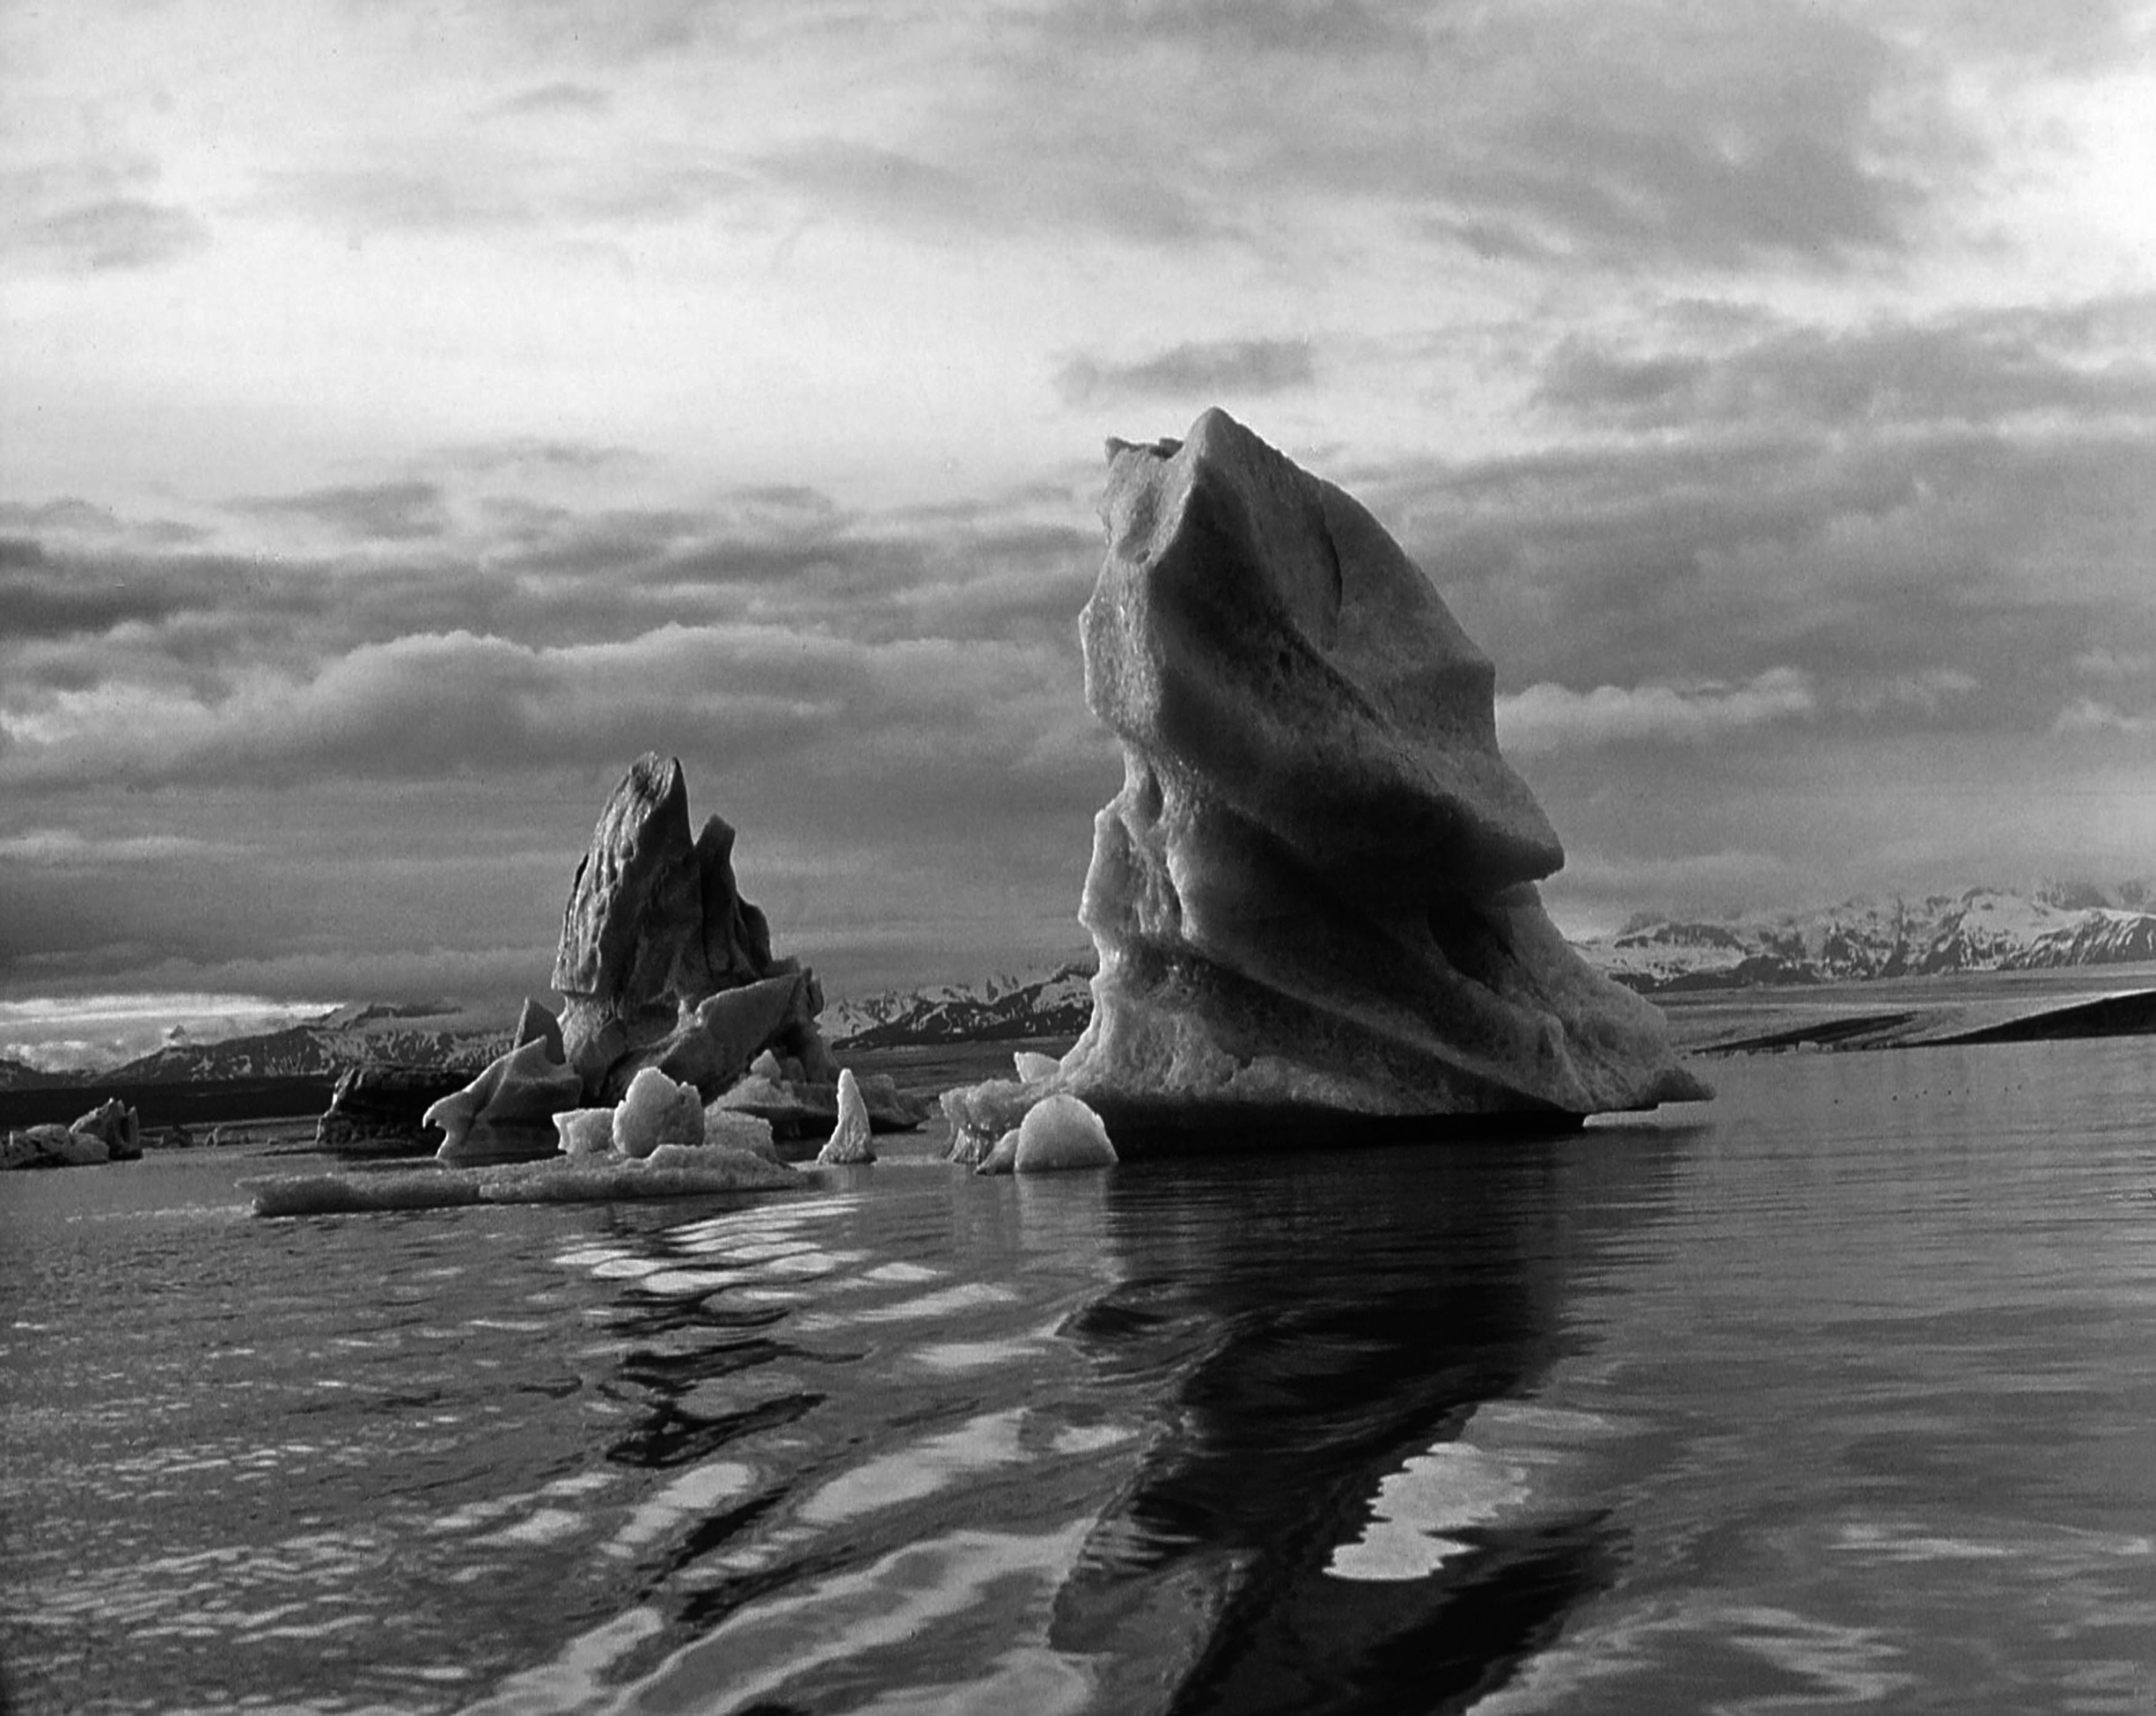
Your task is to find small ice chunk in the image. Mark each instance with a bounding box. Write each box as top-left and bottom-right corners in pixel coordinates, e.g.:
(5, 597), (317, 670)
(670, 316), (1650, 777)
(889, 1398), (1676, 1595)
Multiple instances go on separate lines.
(642, 1142), (780, 1174)
(554, 1108), (616, 1157)
(973, 1127), (1022, 1177)
(816, 1067), (875, 1165)
(701, 1108), (780, 1162)
(1013, 1094), (1116, 1173)
(749, 1049), (784, 1081)
(1012, 1050), (1060, 1082)
(614, 1068), (704, 1159)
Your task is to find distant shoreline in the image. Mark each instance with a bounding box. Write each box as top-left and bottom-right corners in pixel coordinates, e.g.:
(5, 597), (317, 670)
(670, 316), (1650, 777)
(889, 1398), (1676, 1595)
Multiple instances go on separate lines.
(1661, 962), (2156, 1056)
(0, 1075), (340, 1134)
(0, 1039), (1075, 1137)
(7, 974), (2156, 1135)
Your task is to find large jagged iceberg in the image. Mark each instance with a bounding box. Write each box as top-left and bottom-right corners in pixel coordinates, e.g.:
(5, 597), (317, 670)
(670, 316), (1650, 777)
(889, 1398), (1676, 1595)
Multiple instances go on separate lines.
(424, 753), (928, 1165)
(944, 408), (1709, 1158)
(552, 752), (833, 1104)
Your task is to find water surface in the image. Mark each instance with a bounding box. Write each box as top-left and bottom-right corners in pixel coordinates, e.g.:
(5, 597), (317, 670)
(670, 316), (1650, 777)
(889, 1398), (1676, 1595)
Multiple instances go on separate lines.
(5, 1037), (2155, 1712)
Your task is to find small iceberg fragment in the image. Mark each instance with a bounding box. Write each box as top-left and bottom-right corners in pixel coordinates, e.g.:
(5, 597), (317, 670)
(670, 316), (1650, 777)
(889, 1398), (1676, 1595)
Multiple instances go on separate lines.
(425, 1037), (583, 1166)
(1012, 1050), (1061, 1082)
(974, 1093), (1116, 1176)
(816, 1068), (876, 1165)
(612, 1067), (704, 1158)
(1015, 1093), (1117, 1172)
(974, 1128), (1021, 1176)
(701, 1107), (781, 1162)
(248, 1149), (798, 1217)
(554, 1107), (615, 1157)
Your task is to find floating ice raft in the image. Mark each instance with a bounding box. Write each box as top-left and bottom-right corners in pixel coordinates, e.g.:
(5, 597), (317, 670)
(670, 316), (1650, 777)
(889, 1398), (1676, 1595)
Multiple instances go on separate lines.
(249, 1146), (802, 1217)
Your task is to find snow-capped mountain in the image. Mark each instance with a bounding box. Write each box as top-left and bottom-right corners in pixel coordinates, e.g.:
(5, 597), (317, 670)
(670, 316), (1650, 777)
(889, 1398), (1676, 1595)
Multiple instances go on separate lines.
(15, 878), (2153, 1091)
(6, 1003), (509, 1089)
(0, 1055), (50, 1091)
(823, 961), (1096, 1049)
(1580, 883), (2156, 992)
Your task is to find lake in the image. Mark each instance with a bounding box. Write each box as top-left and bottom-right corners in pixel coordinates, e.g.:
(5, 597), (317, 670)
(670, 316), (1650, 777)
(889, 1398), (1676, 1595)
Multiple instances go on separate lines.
(4, 1034), (2155, 1712)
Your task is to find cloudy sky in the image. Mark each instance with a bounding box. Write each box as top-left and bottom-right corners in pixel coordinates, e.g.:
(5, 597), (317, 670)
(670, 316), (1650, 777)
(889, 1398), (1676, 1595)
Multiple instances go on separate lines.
(4, 0), (2154, 1067)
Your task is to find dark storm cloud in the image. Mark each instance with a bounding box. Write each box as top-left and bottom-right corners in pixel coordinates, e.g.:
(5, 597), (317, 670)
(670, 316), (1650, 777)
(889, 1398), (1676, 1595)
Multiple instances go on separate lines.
(1537, 298), (2156, 429)
(0, 539), (194, 638)
(1489, 297), (2156, 715)
(1371, 414), (2156, 749)
(1409, 414), (2133, 735)
(1057, 338), (1316, 405)
(231, 480), (450, 542)
(0, 618), (1118, 1007)
(0, 471), (1101, 794)
(480, 490), (1096, 649)
(1441, 85), (1924, 268)
(0, 499), (209, 550)
(0, 475), (1114, 805)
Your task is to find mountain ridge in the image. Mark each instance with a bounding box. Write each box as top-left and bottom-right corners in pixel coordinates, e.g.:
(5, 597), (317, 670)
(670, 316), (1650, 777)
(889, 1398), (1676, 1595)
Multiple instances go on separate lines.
(1580, 882), (2156, 993)
(0, 1005), (510, 1092)
(10, 882), (2156, 1090)
(820, 961), (1095, 1049)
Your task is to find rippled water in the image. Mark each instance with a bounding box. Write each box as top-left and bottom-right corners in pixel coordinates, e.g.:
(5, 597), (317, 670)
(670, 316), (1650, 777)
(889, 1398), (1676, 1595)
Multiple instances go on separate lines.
(6, 1037), (2156, 1712)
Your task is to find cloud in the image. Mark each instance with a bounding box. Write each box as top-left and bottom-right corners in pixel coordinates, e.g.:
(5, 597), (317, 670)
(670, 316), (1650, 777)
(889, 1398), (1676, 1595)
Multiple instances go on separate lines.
(1560, 847), (1809, 899)
(1050, 0), (1427, 58)
(436, 436), (648, 476)
(0, 620), (1111, 796)
(263, 148), (754, 238)
(0, 499), (208, 552)
(0, 829), (237, 867)
(954, 0), (1981, 268)
(1, 159), (210, 273)
(1357, 354), (2156, 737)
(231, 480), (450, 542)
(0, 483), (1105, 800)
(752, 139), (979, 231)
(0, 467), (1125, 1002)
(0, 542), (196, 638)
(2053, 698), (2156, 736)
(1497, 670), (1817, 754)
(727, 0), (2125, 270)
(1056, 338), (1316, 405)
(1538, 846), (1810, 937)
(1536, 298), (2156, 430)
(489, 81), (614, 119)
(2072, 647), (2155, 683)
(36, 198), (210, 270)
(267, 165), (538, 232)
(0, 992), (336, 1074)
(1838, 670), (1984, 718)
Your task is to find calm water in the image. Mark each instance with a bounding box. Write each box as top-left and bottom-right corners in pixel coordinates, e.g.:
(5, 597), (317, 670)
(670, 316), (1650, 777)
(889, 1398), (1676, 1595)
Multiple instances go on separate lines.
(5, 1038), (2156, 1713)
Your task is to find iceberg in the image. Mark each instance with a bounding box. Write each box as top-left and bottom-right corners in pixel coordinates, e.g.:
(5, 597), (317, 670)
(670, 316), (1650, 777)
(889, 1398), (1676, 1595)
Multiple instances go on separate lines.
(944, 408), (1709, 1158)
